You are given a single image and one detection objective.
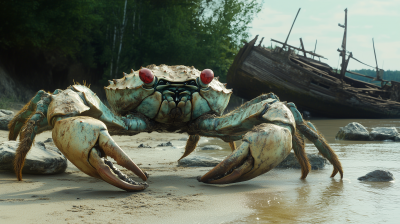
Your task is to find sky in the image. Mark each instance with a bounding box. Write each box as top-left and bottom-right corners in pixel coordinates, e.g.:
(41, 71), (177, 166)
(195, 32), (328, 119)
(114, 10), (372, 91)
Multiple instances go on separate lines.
(248, 0), (400, 71)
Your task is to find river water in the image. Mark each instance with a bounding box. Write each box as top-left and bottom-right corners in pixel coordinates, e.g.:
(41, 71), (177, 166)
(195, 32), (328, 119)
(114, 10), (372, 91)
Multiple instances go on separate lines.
(194, 118), (400, 223)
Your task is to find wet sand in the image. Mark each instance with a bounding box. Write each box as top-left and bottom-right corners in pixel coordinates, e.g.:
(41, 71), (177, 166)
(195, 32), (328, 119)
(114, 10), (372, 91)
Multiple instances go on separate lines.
(0, 130), (256, 224)
(1, 118), (400, 223)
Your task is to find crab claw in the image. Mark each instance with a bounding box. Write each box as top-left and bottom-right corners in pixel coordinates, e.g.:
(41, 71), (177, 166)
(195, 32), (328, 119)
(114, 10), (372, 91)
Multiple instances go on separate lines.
(52, 116), (148, 191)
(198, 123), (292, 184)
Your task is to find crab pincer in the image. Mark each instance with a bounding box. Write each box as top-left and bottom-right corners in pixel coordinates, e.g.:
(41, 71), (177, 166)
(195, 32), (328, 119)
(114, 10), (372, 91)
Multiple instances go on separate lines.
(52, 116), (148, 191)
(198, 123), (292, 184)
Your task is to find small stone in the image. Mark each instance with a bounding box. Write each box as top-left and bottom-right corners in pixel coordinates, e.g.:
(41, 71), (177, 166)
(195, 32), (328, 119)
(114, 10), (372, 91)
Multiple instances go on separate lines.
(178, 155), (222, 167)
(138, 143), (151, 148)
(0, 109), (14, 117)
(0, 116), (13, 130)
(276, 152), (327, 170)
(43, 138), (53, 143)
(358, 170), (394, 182)
(200, 145), (223, 150)
(369, 127), (399, 141)
(0, 141), (67, 174)
(157, 141), (173, 147)
(178, 137), (188, 141)
(335, 122), (369, 140)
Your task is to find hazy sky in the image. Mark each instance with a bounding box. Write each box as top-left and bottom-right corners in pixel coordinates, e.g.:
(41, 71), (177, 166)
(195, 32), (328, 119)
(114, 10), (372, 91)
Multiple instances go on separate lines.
(248, 0), (400, 71)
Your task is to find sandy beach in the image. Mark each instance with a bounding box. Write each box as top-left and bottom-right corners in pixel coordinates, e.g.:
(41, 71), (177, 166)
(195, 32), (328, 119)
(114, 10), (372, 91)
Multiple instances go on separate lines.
(2, 118), (400, 223)
(0, 129), (259, 224)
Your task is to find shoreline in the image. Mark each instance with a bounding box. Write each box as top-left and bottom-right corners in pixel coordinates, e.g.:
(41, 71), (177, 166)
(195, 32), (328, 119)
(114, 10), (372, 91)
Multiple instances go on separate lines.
(0, 130), (256, 224)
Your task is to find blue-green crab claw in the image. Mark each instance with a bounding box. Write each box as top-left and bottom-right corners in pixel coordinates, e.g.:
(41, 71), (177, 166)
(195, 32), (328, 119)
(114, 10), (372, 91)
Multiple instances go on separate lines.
(52, 117), (148, 191)
(199, 123), (292, 184)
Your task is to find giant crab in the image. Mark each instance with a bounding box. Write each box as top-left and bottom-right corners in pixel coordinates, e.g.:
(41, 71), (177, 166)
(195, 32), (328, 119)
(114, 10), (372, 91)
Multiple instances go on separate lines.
(8, 65), (343, 191)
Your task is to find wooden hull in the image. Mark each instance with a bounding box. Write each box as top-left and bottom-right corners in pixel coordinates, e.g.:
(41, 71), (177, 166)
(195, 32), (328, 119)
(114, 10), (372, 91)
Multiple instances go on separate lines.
(227, 37), (400, 118)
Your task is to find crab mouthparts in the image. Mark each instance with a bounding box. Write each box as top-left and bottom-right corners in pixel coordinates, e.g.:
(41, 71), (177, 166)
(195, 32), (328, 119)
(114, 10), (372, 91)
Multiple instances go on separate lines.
(170, 107), (182, 117)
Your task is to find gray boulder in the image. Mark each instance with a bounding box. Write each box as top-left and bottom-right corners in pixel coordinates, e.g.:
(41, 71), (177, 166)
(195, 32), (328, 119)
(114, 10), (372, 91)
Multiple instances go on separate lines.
(336, 122), (369, 140)
(369, 127), (399, 141)
(0, 140), (67, 175)
(358, 170), (394, 182)
(178, 155), (222, 167)
(0, 116), (12, 130)
(276, 152), (327, 170)
(0, 109), (14, 130)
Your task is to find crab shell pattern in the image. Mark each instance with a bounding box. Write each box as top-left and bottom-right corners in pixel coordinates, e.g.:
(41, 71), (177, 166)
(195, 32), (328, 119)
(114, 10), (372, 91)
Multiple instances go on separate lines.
(105, 64), (232, 124)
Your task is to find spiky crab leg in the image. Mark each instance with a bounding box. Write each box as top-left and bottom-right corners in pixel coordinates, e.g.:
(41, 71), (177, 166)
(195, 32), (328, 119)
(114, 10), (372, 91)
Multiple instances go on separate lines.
(286, 102), (343, 178)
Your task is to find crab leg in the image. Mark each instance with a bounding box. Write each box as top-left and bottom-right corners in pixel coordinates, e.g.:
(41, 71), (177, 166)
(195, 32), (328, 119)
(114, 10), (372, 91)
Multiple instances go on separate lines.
(10, 91), (53, 180)
(228, 141), (236, 152)
(179, 135), (200, 160)
(192, 96), (342, 183)
(286, 103), (343, 178)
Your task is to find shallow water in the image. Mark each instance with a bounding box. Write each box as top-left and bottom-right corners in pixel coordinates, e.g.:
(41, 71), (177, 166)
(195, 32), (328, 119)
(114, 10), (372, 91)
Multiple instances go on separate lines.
(194, 119), (400, 223)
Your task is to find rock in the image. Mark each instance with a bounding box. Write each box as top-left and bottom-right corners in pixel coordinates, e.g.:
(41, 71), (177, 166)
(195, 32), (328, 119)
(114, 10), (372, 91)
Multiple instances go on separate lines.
(358, 170), (394, 182)
(0, 141), (67, 174)
(43, 138), (53, 143)
(178, 155), (222, 167)
(303, 111), (311, 118)
(0, 109), (14, 130)
(138, 143), (151, 148)
(0, 116), (12, 130)
(0, 109), (14, 117)
(369, 127), (399, 141)
(276, 152), (327, 170)
(336, 122), (370, 140)
(42, 138), (64, 155)
(178, 137), (188, 141)
(157, 141), (173, 147)
(200, 145), (223, 150)
(395, 135), (400, 142)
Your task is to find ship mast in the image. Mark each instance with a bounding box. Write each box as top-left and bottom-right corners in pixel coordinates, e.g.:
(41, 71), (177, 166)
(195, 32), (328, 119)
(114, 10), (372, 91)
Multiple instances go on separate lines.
(338, 8), (352, 82)
(280, 8), (301, 52)
(372, 38), (386, 87)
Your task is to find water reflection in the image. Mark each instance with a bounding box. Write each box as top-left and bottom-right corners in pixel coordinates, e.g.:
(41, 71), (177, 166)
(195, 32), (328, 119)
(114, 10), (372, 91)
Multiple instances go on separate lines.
(360, 181), (394, 190)
(295, 180), (310, 204)
(211, 118), (400, 223)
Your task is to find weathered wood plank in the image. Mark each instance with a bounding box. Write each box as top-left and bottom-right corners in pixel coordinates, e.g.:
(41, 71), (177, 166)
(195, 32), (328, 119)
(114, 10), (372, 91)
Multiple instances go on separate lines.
(271, 39), (326, 58)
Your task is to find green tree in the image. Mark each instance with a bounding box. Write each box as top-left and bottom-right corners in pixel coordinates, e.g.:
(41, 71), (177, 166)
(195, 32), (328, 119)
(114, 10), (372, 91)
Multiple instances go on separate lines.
(0, 0), (104, 57)
(0, 0), (263, 87)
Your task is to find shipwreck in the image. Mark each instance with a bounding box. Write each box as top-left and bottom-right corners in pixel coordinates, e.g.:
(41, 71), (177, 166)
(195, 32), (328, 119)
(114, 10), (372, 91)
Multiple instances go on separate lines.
(227, 8), (400, 118)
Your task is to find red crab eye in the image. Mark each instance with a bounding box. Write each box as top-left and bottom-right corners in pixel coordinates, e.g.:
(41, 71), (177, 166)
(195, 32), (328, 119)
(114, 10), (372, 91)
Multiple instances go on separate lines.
(200, 69), (214, 85)
(139, 68), (154, 84)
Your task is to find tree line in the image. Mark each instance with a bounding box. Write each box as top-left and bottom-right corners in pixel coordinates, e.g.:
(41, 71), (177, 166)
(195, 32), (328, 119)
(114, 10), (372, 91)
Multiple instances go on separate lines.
(0, 0), (263, 86)
(346, 69), (400, 85)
